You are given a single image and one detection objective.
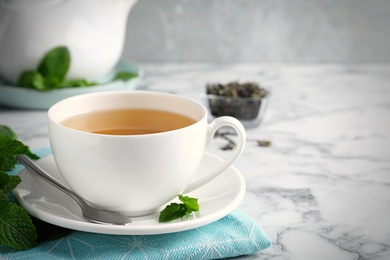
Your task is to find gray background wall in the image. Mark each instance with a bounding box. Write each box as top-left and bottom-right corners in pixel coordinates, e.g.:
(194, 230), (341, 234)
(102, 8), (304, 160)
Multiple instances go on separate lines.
(123, 0), (390, 63)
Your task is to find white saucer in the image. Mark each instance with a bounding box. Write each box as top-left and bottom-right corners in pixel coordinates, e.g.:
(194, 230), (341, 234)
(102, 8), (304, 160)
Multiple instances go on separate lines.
(0, 60), (143, 110)
(13, 153), (245, 235)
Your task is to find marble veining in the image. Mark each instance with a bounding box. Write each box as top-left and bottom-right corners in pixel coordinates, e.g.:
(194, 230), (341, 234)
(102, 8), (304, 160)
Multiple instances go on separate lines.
(1, 63), (389, 259)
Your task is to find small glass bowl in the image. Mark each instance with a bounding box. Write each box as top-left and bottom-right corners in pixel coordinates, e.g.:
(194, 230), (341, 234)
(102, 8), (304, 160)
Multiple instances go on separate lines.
(204, 91), (270, 129)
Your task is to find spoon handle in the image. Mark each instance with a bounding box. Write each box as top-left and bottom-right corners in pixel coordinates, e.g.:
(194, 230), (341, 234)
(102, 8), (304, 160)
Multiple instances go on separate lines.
(16, 154), (85, 207)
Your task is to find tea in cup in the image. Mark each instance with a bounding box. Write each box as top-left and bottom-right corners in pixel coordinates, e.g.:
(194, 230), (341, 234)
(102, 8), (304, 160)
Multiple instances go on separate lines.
(48, 91), (246, 216)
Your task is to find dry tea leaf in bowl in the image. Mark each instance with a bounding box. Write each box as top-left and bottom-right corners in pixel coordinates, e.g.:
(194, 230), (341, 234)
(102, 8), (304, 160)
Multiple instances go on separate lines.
(205, 81), (268, 120)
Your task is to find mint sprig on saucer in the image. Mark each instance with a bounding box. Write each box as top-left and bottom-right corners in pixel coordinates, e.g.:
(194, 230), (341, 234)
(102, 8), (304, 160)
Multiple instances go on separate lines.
(16, 46), (138, 91)
(159, 194), (199, 223)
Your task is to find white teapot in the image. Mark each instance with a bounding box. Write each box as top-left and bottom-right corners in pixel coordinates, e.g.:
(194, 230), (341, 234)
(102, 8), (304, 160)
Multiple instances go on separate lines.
(0, 0), (138, 84)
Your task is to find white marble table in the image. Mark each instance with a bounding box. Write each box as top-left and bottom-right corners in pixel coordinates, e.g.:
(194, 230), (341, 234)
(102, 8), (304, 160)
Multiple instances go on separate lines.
(1, 63), (389, 260)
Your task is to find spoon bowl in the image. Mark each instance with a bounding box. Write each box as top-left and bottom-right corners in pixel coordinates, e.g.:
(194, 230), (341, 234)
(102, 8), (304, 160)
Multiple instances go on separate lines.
(16, 154), (132, 225)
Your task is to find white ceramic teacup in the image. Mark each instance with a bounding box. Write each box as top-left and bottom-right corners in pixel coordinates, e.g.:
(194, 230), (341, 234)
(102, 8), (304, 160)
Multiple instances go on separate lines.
(48, 91), (246, 216)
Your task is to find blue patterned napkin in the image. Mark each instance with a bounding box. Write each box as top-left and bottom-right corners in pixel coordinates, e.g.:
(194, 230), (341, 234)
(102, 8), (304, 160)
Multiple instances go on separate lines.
(1, 149), (271, 259)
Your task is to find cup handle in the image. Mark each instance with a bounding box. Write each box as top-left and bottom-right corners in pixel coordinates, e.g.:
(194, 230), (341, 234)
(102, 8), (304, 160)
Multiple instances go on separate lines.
(184, 116), (246, 193)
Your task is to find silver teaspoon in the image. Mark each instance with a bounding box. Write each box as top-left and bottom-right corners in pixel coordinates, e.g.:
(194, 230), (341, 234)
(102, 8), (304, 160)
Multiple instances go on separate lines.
(16, 154), (132, 226)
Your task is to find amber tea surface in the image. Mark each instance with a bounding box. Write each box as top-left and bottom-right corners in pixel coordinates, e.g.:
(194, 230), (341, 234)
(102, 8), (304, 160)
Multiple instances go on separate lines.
(61, 108), (196, 135)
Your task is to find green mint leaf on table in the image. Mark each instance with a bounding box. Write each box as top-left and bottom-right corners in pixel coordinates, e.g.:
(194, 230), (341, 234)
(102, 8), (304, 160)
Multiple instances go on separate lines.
(159, 194), (200, 223)
(0, 190), (9, 206)
(0, 125), (41, 250)
(0, 172), (21, 193)
(0, 172), (11, 189)
(0, 135), (39, 171)
(0, 203), (37, 250)
(0, 171), (36, 250)
(0, 125), (17, 140)
(0, 172), (72, 248)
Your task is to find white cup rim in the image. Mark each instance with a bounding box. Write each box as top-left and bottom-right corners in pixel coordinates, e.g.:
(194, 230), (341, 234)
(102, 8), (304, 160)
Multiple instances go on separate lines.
(48, 90), (207, 137)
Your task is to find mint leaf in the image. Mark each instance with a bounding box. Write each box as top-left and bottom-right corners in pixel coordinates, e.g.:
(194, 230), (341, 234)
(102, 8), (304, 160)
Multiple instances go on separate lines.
(179, 194), (199, 213)
(60, 78), (97, 88)
(0, 173), (21, 193)
(0, 172), (11, 191)
(16, 46), (138, 91)
(0, 136), (20, 171)
(0, 135), (39, 171)
(0, 125), (17, 140)
(0, 191), (9, 207)
(159, 194), (200, 223)
(61, 78), (89, 87)
(0, 125), (41, 250)
(0, 171), (20, 193)
(113, 71), (138, 81)
(159, 203), (188, 223)
(0, 203), (37, 250)
(37, 46), (70, 87)
(16, 71), (45, 90)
